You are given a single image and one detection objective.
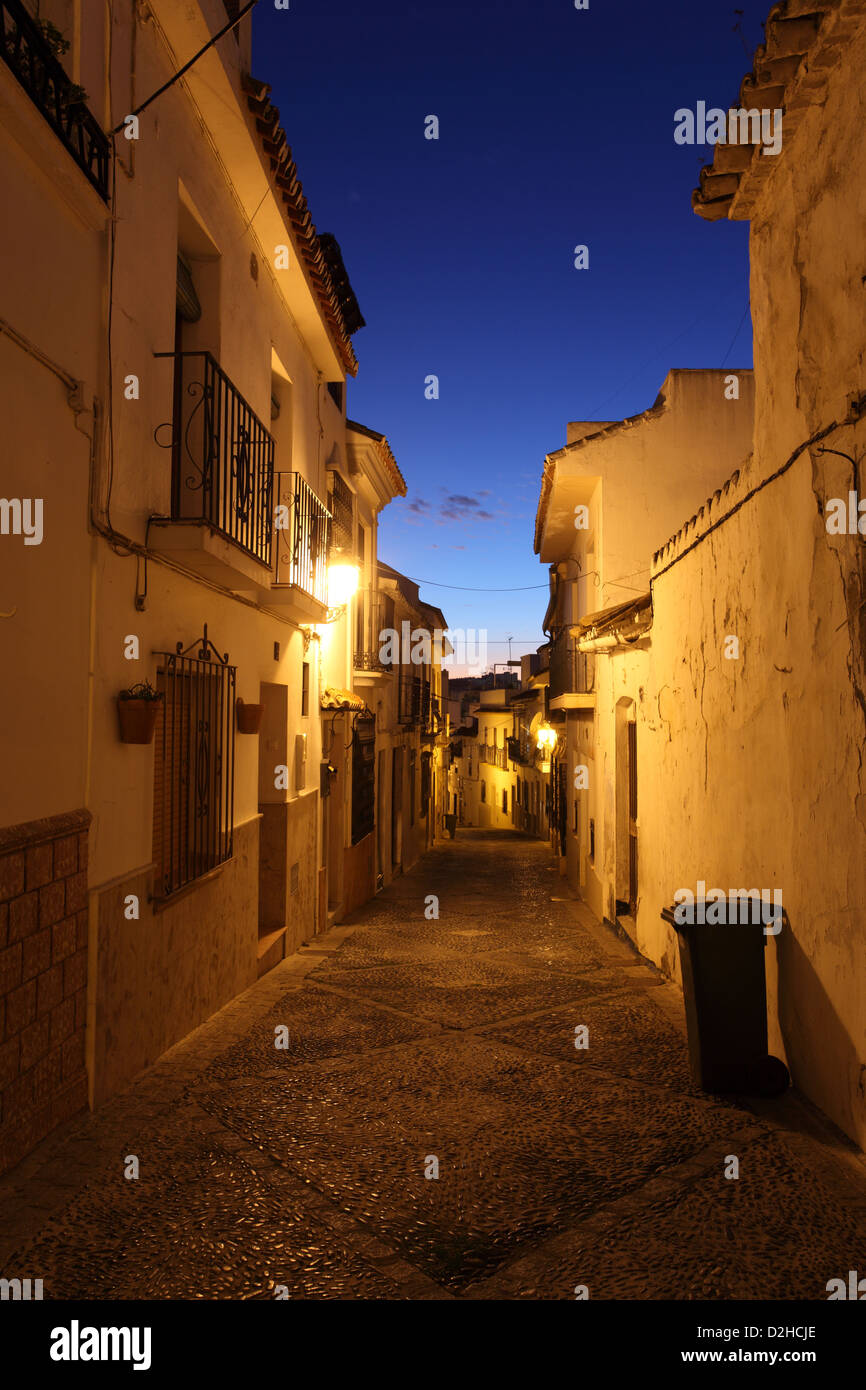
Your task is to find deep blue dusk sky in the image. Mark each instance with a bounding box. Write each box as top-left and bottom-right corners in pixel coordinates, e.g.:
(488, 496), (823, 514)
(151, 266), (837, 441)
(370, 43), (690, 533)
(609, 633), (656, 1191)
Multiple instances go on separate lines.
(254, 0), (771, 669)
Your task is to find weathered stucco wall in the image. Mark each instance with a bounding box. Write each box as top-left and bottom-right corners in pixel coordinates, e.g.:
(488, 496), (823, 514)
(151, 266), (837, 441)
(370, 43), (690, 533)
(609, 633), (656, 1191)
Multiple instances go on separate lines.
(0, 100), (105, 828)
(632, 443), (866, 1148)
(566, 22), (866, 1149)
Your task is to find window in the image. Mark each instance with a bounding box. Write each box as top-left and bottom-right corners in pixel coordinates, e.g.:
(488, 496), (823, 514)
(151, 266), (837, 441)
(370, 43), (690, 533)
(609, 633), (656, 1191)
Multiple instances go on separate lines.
(502, 789), (508, 814)
(301, 661), (309, 716)
(351, 715), (375, 844)
(481, 781), (486, 803)
(420, 751), (432, 814)
(153, 631), (235, 898)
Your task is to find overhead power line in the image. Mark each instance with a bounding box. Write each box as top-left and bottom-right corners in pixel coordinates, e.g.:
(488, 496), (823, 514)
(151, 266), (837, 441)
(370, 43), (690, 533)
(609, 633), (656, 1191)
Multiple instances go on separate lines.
(407, 578), (548, 592)
(112, 0), (259, 134)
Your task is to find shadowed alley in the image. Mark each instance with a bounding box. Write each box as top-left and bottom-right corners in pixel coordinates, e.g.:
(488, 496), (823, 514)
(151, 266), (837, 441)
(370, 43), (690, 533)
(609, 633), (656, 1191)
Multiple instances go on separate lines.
(1, 830), (864, 1301)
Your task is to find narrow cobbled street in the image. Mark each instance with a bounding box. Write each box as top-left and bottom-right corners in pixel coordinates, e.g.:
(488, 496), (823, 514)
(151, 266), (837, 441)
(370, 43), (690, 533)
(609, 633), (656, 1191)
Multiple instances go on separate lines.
(1, 831), (864, 1301)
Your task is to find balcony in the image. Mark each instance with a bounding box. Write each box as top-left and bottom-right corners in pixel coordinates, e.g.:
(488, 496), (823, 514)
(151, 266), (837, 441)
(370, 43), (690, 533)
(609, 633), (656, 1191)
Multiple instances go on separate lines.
(548, 630), (596, 710)
(397, 671), (441, 733)
(271, 472), (330, 619)
(527, 647), (550, 677)
(151, 352), (275, 591)
(480, 743), (506, 769)
(354, 588), (394, 682)
(1, 0), (109, 200)
(507, 734), (535, 767)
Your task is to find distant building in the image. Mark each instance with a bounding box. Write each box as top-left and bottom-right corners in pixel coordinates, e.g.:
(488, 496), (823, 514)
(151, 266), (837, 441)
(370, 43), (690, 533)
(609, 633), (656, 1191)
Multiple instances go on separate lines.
(534, 369), (754, 913)
(450, 649), (550, 837)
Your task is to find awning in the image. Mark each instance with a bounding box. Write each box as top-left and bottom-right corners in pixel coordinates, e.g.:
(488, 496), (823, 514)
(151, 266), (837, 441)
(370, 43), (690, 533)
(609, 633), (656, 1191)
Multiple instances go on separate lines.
(574, 593), (652, 643)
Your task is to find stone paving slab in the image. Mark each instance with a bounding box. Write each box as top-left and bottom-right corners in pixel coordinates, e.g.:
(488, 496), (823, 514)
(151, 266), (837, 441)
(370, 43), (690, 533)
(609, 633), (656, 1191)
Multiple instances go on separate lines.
(305, 956), (631, 1030)
(10, 1110), (424, 1300)
(0, 829), (864, 1300)
(485, 990), (704, 1097)
(190, 1031), (773, 1290)
(464, 1125), (866, 1301)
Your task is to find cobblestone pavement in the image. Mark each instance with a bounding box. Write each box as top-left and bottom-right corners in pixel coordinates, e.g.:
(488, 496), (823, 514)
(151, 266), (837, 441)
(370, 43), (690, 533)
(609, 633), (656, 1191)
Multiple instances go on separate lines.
(1, 829), (865, 1300)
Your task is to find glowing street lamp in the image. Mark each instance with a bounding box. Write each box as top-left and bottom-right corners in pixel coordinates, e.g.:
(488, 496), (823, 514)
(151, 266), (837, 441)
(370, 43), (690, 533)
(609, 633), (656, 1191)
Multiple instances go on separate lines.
(327, 562), (360, 609)
(536, 722), (557, 752)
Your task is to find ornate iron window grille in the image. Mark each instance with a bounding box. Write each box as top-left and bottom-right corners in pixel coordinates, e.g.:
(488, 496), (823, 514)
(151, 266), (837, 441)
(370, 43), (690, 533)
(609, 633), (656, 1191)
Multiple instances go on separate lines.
(274, 471), (331, 603)
(154, 351), (275, 566)
(350, 714), (375, 845)
(152, 625), (236, 899)
(328, 469), (354, 555)
(0, 0), (110, 200)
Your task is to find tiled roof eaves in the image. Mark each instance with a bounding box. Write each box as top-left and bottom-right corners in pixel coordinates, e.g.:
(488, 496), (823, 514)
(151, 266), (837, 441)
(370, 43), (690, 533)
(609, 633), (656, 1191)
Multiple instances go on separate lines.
(692, 0), (866, 223)
(375, 436), (407, 498)
(241, 73), (359, 376)
(346, 419), (407, 497)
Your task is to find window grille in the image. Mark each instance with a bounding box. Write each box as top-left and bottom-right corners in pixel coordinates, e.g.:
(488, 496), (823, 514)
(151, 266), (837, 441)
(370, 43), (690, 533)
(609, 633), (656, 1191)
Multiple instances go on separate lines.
(351, 714), (375, 845)
(328, 470), (354, 554)
(152, 626), (235, 898)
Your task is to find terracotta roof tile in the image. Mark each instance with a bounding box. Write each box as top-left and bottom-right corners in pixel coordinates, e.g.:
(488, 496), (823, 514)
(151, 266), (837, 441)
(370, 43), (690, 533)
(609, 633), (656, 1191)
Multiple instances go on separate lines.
(241, 72), (361, 375)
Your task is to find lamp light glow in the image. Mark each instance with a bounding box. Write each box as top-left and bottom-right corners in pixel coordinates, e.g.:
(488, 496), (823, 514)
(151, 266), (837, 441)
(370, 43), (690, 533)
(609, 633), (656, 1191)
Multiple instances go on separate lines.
(327, 563), (360, 608)
(536, 722), (557, 751)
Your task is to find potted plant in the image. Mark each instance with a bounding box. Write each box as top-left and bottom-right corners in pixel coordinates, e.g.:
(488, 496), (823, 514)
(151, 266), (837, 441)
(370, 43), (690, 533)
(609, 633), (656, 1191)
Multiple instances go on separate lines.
(117, 680), (163, 744)
(236, 697), (264, 734)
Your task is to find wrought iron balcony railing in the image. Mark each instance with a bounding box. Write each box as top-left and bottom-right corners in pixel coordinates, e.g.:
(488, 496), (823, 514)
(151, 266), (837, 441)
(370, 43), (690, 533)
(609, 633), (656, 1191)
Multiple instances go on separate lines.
(548, 630), (595, 700)
(355, 587), (395, 672)
(1, 0), (109, 200)
(480, 742), (506, 769)
(396, 673), (442, 731)
(274, 471), (330, 603)
(155, 351), (275, 567)
(507, 734), (535, 767)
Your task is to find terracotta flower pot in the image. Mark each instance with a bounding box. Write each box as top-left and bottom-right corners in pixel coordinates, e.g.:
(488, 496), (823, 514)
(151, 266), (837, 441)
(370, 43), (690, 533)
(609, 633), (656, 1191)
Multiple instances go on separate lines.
(236, 699), (264, 734)
(117, 696), (161, 745)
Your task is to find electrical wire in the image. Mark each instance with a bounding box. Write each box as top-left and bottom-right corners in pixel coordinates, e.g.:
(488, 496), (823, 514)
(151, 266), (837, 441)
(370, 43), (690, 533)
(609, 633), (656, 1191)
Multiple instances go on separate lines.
(112, 0), (259, 133)
(405, 578), (549, 592)
(720, 303), (751, 368)
(651, 403), (866, 586)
